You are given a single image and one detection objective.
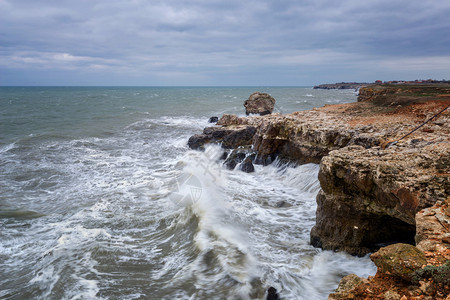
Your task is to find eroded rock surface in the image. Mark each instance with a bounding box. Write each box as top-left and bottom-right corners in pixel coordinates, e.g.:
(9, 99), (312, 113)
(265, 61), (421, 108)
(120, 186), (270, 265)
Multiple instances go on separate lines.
(311, 140), (449, 255)
(244, 92), (276, 115)
(187, 86), (450, 298)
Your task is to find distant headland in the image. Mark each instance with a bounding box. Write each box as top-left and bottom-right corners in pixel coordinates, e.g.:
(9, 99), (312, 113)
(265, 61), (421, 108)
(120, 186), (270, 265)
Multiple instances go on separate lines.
(313, 79), (450, 90)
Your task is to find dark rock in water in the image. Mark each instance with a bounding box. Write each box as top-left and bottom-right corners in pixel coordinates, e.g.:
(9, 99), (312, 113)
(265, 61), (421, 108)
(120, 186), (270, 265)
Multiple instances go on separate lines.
(220, 151), (228, 160)
(188, 125), (257, 150)
(254, 153), (277, 166)
(244, 92), (276, 115)
(266, 287), (280, 300)
(224, 150), (246, 170)
(187, 134), (211, 150)
(208, 116), (219, 123)
(276, 201), (291, 208)
(240, 156), (255, 173)
(223, 147), (253, 170)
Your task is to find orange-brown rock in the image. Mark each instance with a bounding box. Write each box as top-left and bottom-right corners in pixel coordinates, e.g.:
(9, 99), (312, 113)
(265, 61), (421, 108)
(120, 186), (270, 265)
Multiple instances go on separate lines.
(187, 86), (450, 298)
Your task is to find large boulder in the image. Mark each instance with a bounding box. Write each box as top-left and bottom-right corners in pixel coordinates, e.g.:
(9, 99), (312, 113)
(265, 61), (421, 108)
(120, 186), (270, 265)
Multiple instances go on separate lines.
(370, 243), (427, 282)
(244, 92), (276, 115)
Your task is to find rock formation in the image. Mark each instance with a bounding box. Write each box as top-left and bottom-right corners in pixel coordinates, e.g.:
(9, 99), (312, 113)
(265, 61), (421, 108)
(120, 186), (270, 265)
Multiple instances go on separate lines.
(244, 92), (276, 115)
(187, 85), (450, 298)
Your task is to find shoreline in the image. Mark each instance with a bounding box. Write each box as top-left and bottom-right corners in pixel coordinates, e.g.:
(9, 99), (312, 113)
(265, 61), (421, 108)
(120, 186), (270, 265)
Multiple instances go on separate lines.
(188, 83), (450, 298)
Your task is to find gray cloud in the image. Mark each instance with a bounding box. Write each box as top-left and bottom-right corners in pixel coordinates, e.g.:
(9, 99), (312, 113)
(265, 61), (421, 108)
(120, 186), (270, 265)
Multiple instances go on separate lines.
(1, 0), (449, 85)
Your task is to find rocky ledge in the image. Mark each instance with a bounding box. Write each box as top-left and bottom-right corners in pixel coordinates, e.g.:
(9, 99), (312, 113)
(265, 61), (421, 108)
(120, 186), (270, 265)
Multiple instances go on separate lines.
(188, 85), (450, 298)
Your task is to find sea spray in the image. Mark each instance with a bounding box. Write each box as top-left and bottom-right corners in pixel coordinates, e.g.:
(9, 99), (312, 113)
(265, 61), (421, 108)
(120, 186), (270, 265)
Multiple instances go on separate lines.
(0, 87), (374, 299)
(167, 145), (260, 298)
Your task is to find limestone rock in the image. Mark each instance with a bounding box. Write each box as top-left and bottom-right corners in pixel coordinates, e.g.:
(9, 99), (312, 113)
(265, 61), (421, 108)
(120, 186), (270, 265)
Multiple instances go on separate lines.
(310, 141), (449, 255)
(244, 92), (276, 115)
(329, 274), (366, 299)
(370, 243), (427, 282)
(187, 126), (257, 150)
(217, 114), (241, 126)
(415, 199), (450, 255)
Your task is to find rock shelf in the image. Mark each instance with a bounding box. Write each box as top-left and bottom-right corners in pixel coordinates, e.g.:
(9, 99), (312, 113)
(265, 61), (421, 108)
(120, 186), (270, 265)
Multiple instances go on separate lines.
(188, 84), (450, 298)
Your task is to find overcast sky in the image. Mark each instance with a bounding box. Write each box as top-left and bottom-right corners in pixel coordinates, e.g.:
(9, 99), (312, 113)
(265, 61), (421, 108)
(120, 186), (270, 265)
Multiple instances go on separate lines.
(1, 0), (450, 86)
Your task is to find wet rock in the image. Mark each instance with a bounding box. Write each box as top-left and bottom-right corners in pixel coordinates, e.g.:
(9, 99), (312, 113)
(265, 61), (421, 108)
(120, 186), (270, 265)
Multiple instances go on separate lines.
(187, 134), (211, 150)
(188, 126), (257, 150)
(253, 153), (277, 166)
(244, 92), (276, 115)
(370, 243), (427, 282)
(223, 149), (247, 170)
(208, 116), (219, 123)
(240, 156), (255, 173)
(266, 287), (279, 300)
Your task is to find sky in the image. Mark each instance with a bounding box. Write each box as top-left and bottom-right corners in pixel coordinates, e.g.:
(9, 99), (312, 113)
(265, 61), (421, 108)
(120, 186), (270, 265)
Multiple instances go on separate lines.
(1, 0), (450, 86)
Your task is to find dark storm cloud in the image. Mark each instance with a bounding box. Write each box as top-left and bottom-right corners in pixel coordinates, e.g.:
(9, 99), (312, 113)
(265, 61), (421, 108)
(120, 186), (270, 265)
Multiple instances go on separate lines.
(1, 0), (449, 85)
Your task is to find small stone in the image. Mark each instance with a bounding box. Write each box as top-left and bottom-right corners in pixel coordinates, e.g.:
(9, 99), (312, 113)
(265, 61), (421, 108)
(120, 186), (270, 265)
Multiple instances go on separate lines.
(208, 116), (219, 123)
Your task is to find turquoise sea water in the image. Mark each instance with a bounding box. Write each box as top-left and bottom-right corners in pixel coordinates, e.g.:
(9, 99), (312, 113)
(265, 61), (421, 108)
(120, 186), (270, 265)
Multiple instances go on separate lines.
(0, 87), (375, 299)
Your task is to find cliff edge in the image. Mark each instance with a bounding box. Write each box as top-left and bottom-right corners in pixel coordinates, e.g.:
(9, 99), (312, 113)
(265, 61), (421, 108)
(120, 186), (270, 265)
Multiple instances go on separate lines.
(188, 84), (450, 298)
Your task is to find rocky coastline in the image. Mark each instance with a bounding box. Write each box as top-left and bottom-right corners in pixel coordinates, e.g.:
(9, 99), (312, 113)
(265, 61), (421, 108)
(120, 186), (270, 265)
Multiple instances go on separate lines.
(313, 82), (369, 90)
(188, 84), (450, 299)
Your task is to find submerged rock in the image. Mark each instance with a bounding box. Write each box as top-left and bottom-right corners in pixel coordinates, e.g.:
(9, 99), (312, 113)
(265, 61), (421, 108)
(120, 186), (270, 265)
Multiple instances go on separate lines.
(244, 92), (276, 115)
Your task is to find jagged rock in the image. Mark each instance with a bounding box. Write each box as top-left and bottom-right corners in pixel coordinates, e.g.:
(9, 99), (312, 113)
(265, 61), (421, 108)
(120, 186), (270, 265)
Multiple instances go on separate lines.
(370, 243), (427, 282)
(415, 199), (450, 256)
(217, 114), (241, 126)
(189, 87), (450, 260)
(221, 126), (257, 149)
(223, 149), (247, 170)
(244, 92), (276, 115)
(188, 126), (257, 150)
(208, 116), (219, 123)
(329, 274), (367, 300)
(187, 134), (211, 150)
(240, 156), (255, 173)
(310, 141), (448, 255)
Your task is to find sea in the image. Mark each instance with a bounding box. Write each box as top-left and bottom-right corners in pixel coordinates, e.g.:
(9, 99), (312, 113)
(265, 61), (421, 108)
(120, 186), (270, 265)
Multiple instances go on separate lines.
(0, 87), (376, 300)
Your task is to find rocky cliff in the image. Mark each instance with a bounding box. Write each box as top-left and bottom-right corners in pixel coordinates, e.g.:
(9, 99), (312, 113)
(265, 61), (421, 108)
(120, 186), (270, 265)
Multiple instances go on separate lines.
(188, 84), (450, 298)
